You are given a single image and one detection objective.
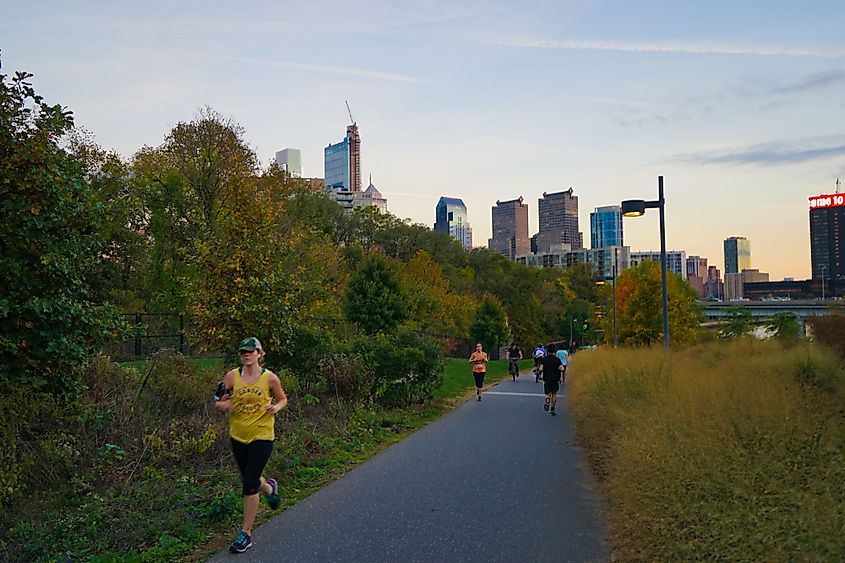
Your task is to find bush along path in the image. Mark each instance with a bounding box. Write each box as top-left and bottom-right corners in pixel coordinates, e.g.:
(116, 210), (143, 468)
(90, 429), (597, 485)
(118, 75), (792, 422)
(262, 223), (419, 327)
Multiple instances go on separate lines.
(209, 365), (607, 562)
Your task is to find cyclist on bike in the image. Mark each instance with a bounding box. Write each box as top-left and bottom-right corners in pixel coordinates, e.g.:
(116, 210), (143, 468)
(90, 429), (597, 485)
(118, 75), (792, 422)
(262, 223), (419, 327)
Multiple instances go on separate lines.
(533, 343), (546, 383)
(506, 342), (523, 381)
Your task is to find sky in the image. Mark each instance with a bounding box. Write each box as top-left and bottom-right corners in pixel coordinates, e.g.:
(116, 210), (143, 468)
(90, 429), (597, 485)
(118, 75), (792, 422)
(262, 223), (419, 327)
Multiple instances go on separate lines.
(3, 0), (845, 281)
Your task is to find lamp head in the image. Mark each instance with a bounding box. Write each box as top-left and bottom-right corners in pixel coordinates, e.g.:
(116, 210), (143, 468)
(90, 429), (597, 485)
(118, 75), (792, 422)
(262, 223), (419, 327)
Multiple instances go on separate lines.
(621, 199), (646, 217)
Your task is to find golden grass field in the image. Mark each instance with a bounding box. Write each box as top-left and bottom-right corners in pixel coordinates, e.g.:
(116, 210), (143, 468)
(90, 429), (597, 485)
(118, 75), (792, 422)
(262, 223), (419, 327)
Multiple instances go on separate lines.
(568, 339), (844, 562)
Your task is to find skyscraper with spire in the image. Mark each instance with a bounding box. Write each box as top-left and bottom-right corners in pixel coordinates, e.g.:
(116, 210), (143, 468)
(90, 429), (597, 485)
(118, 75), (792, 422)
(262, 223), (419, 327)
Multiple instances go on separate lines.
(324, 105), (361, 193)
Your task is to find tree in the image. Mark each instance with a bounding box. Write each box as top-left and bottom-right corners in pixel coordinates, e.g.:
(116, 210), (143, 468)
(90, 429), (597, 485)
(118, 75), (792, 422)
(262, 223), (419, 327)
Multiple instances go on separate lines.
(469, 296), (510, 354)
(615, 261), (702, 346)
(188, 169), (344, 370)
(132, 108), (257, 311)
(720, 305), (752, 339)
(765, 311), (800, 341)
(0, 65), (122, 389)
(345, 253), (407, 335)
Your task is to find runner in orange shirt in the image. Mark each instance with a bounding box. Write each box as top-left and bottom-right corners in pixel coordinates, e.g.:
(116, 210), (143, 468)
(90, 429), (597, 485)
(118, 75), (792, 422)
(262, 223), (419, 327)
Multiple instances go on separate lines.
(468, 343), (489, 401)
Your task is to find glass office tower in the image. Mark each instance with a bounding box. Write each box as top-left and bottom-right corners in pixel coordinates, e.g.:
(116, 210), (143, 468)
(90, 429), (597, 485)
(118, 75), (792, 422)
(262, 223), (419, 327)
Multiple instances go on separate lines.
(590, 205), (623, 249)
(434, 197), (473, 249)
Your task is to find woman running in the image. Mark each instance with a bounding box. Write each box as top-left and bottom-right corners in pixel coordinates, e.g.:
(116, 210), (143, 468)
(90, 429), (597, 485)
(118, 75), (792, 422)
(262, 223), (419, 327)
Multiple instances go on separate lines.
(214, 337), (288, 554)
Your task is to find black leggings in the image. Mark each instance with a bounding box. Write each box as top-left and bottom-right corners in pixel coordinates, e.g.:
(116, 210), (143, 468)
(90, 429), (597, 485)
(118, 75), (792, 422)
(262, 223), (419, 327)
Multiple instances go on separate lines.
(473, 371), (485, 388)
(231, 438), (273, 496)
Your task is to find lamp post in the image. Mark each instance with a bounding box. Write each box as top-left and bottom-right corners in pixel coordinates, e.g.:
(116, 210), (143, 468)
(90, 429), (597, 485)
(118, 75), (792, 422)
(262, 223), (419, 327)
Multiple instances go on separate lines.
(621, 176), (669, 348)
(612, 246), (618, 347)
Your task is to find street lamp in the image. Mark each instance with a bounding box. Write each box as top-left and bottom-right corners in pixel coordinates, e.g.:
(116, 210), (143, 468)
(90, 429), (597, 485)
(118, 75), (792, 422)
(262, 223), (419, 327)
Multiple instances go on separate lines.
(612, 246), (618, 347)
(621, 176), (669, 348)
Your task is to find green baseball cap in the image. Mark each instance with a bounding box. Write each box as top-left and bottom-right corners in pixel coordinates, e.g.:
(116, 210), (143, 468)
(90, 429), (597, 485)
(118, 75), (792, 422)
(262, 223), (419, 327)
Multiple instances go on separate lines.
(237, 337), (262, 352)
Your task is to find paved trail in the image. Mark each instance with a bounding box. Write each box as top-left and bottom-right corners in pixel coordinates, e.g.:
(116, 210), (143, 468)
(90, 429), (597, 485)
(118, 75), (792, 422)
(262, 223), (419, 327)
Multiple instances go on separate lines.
(211, 370), (608, 562)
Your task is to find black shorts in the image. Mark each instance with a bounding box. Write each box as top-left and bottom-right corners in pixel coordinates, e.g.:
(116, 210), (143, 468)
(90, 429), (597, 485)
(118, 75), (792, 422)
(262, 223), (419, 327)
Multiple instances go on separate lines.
(544, 380), (560, 394)
(473, 371), (485, 388)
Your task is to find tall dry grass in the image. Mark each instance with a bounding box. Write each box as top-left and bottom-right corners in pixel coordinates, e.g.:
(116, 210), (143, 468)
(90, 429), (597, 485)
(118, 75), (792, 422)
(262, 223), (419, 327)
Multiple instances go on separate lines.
(569, 339), (845, 561)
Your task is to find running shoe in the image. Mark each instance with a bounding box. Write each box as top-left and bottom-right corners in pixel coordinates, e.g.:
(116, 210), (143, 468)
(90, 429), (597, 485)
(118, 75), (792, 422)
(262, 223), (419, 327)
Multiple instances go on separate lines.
(229, 530), (253, 554)
(265, 478), (280, 510)
(550, 407), (557, 416)
(544, 398), (550, 412)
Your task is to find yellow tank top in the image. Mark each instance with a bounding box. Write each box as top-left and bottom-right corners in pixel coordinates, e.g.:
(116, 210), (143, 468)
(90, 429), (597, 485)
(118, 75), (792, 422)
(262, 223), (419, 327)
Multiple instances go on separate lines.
(229, 368), (275, 443)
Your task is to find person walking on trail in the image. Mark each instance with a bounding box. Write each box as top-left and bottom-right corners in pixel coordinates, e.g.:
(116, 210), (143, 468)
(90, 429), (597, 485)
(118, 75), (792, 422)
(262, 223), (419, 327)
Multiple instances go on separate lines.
(539, 343), (564, 416)
(468, 343), (489, 401)
(555, 345), (569, 383)
(533, 343), (546, 382)
(507, 342), (523, 381)
(214, 337), (288, 554)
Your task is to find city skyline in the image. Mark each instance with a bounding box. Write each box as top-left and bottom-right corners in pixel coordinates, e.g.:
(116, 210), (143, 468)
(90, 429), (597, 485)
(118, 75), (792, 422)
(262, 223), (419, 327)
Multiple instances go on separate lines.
(4, 1), (845, 280)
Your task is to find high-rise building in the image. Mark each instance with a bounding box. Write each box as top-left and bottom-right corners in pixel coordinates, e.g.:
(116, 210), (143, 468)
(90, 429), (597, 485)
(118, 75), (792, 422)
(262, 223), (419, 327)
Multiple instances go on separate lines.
(489, 197), (530, 260)
(630, 250), (687, 278)
(274, 148), (302, 177)
(434, 197), (473, 249)
(534, 188), (583, 252)
(724, 236), (751, 275)
(590, 205), (623, 249)
(324, 122), (361, 192)
(809, 190), (845, 288)
(686, 256), (708, 297)
(705, 265), (724, 300)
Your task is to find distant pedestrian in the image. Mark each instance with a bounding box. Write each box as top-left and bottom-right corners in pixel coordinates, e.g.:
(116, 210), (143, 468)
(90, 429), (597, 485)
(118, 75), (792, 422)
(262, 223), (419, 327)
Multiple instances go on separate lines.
(468, 343), (489, 401)
(555, 346), (569, 383)
(214, 337), (288, 554)
(539, 343), (564, 416)
(533, 343), (546, 382)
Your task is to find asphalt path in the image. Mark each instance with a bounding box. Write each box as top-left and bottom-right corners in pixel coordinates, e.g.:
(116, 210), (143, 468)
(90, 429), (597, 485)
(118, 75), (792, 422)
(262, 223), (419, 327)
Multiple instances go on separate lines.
(211, 369), (608, 562)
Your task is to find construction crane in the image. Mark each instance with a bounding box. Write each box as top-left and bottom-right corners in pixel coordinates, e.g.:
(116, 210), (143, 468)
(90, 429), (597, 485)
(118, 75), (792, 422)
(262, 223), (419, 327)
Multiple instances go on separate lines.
(345, 100), (356, 125)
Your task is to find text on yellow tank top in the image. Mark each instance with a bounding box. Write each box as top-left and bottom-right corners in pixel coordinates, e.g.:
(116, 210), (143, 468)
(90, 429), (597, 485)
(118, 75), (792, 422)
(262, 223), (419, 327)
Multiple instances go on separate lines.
(229, 368), (275, 443)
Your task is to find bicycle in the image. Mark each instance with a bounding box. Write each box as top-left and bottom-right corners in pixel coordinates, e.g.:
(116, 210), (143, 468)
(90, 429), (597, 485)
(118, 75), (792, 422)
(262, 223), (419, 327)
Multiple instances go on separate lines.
(508, 359), (520, 381)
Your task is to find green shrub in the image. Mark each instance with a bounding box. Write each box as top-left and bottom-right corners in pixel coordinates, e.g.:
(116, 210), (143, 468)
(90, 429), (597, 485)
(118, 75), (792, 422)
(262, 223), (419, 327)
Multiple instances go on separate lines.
(350, 329), (445, 406)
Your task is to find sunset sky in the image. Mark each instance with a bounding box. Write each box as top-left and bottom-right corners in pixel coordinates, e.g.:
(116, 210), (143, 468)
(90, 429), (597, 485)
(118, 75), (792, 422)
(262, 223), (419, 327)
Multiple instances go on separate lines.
(4, 0), (845, 280)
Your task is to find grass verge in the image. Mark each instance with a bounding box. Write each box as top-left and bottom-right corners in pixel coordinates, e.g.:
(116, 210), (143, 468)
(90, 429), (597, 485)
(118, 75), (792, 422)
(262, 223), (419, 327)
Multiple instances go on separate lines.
(568, 339), (845, 561)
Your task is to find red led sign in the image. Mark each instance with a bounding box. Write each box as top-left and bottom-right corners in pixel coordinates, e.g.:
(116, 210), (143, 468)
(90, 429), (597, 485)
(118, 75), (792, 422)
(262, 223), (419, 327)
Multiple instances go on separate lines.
(809, 193), (845, 209)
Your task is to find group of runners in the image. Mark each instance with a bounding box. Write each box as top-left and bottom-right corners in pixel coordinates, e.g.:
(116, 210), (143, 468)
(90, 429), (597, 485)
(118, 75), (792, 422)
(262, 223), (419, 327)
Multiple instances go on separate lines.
(468, 341), (569, 415)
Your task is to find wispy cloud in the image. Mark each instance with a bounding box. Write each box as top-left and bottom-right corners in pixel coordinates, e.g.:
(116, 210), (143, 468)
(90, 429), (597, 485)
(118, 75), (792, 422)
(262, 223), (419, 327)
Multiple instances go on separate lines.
(770, 70), (845, 94)
(497, 38), (845, 59)
(217, 55), (426, 83)
(677, 137), (845, 166)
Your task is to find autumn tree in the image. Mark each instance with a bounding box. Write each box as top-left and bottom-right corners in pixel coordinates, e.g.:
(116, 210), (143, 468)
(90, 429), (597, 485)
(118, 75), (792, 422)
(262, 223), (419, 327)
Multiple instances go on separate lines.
(188, 170), (343, 370)
(132, 108), (257, 310)
(614, 261), (702, 346)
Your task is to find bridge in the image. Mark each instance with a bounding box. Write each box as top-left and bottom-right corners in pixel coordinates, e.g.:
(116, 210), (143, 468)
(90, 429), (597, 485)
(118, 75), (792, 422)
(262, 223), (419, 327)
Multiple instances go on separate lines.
(701, 300), (844, 321)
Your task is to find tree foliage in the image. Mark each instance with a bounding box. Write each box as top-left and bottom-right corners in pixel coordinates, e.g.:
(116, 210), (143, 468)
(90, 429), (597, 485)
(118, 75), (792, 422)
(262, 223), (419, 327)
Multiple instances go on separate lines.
(0, 66), (122, 389)
(765, 311), (801, 341)
(615, 261), (702, 346)
(720, 305), (753, 339)
(188, 170), (343, 370)
(469, 296), (510, 354)
(345, 253), (407, 335)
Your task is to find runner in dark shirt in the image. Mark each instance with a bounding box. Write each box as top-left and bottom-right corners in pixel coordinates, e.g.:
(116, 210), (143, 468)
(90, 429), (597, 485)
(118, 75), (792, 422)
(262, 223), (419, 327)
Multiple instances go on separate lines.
(539, 343), (564, 416)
